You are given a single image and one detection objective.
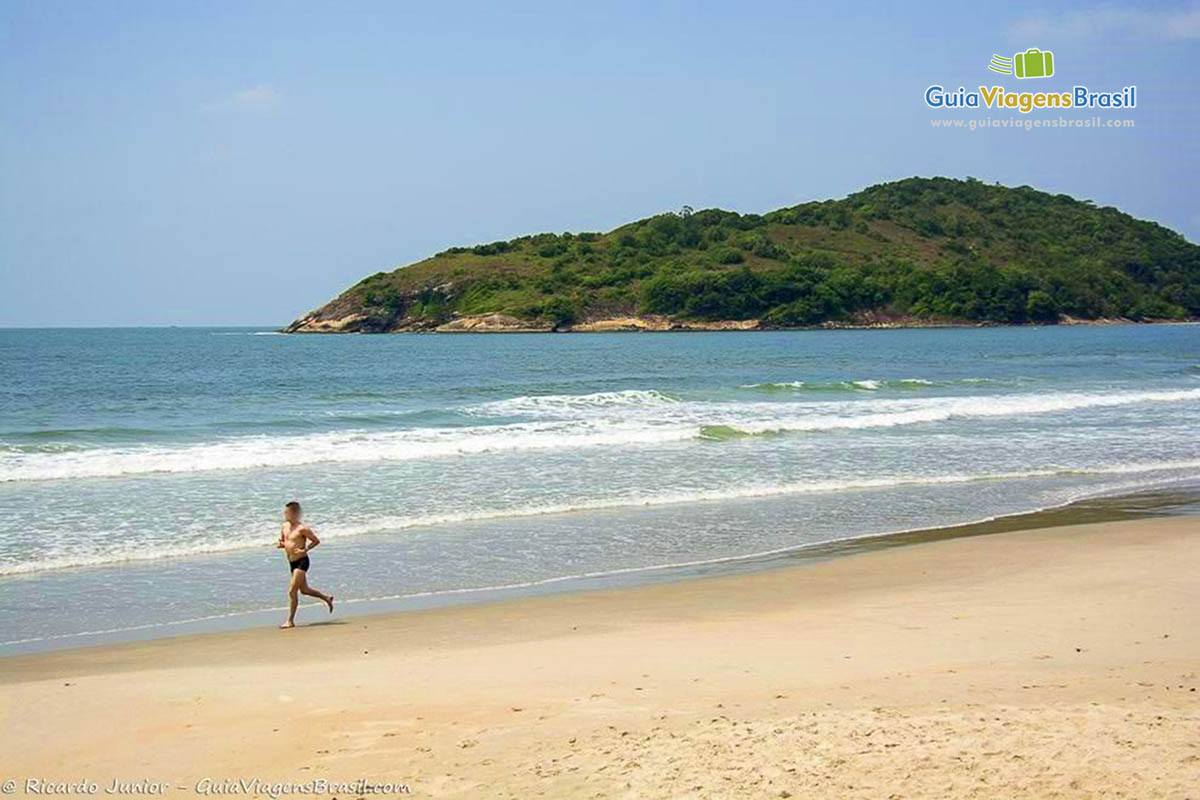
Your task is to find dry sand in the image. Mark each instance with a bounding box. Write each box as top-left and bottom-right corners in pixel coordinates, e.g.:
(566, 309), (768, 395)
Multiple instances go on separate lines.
(2, 516), (1198, 798)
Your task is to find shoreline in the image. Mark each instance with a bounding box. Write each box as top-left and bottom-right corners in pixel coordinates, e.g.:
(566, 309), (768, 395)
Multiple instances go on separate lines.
(3, 513), (1197, 796)
(281, 313), (1200, 334)
(6, 484), (1198, 657)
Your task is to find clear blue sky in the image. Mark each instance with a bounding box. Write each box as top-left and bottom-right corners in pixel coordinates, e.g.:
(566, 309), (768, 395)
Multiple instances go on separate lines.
(2, 1), (1197, 326)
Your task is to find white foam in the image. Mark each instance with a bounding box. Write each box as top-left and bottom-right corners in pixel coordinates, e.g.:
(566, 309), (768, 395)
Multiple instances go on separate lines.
(731, 388), (1200, 434)
(0, 420), (695, 482)
(739, 381), (806, 389)
(5, 458), (1200, 576)
(740, 377), (981, 391)
(469, 389), (679, 415)
(3, 387), (1199, 482)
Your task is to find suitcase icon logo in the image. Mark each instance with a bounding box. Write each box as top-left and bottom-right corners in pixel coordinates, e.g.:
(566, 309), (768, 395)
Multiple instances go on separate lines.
(988, 48), (1055, 79)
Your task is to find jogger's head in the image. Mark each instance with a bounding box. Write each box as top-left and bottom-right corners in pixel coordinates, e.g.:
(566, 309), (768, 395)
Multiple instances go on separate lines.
(284, 501), (302, 522)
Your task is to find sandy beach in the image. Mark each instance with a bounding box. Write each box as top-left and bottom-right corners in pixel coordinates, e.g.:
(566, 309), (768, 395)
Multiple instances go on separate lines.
(3, 515), (1198, 798)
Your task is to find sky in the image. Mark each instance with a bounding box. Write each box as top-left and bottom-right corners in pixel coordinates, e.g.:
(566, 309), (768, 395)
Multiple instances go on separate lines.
(1, 1), (1198, 327)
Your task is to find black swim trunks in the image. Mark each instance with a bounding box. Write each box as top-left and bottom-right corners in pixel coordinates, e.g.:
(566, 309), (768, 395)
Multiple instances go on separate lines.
(289, 555), (310, 573)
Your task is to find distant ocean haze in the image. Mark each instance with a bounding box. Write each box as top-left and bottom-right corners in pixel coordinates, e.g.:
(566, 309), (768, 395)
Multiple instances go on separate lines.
(1, 324), (1198, 650)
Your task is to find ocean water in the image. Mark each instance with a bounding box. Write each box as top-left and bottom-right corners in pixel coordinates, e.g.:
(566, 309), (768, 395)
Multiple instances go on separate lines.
(2, 324), (1198, 652)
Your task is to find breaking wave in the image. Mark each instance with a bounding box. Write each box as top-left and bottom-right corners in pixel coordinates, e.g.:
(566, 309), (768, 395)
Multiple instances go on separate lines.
(3, 387), (1199, 482)
(738, 377), (1012, 391)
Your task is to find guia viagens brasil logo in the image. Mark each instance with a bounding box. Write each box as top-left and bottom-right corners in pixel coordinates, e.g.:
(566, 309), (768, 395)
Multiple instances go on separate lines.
(989, 48), (1054, 79)
(925, 48), (1136, 113)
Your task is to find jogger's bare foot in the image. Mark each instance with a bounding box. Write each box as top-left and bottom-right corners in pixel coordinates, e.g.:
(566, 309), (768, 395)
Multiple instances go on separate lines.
(279, 621), (294, 629)
(326, 595), (334, 613)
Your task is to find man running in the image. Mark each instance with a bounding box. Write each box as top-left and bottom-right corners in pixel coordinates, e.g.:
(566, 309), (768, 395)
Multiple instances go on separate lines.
(276, 501), (334, 628)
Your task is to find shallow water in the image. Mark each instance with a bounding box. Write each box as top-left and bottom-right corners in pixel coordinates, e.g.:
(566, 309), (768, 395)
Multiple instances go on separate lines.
(2, 324), (1198, 651)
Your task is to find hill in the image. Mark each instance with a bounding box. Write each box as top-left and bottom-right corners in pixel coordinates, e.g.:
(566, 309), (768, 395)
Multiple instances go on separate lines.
(284, 177), (1200, 333)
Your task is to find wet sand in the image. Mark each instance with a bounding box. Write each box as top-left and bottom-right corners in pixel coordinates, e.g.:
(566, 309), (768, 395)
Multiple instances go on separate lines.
(3, 515), (1198, 798)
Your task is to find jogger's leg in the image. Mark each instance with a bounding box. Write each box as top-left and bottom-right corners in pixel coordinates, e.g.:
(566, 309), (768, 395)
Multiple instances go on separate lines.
(281, 571), (300, 628)
(296, 571), (334, 613)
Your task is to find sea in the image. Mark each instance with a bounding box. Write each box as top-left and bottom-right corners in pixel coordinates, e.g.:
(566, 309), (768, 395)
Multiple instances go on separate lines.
(2, 324), (1198, 654)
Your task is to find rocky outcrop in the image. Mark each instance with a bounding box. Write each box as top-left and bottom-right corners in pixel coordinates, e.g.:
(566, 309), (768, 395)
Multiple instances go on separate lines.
(282, 312), (374, 333)
(434, 314), (554, 333)
(566, 316), (760, 332)
(566, 316), (675, 332)
(283, 302), (1181, 335)
(284, 311), (764, 334)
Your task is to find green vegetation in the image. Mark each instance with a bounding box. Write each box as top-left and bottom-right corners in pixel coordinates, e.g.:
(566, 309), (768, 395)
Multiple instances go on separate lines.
(315, 177), (1200, 330)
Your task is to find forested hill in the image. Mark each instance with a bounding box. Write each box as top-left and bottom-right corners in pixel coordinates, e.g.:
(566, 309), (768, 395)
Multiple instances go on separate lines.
(285, 177), (1200, 333)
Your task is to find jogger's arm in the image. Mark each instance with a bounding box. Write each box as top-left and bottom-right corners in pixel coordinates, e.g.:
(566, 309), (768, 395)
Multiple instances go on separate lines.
(304, 527), (321, 551)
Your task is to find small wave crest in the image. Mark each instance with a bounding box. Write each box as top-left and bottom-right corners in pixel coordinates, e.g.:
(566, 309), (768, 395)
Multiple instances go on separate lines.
(739, 377), (1004, 392)
(698, 425), (756, 441)
(468, 389), (679, 417)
